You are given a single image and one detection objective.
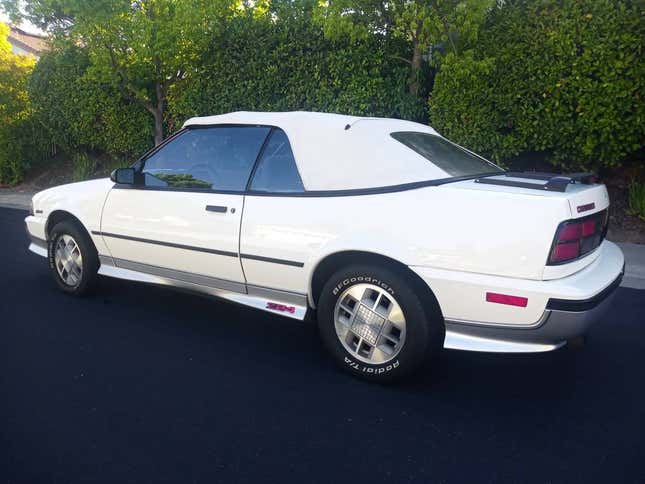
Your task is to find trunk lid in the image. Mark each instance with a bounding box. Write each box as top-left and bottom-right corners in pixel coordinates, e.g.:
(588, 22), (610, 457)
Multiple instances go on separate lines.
(443, 172), (610, 279)
(461, 172), (610, 218)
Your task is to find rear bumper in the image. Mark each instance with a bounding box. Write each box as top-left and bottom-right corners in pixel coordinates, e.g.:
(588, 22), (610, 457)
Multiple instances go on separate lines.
(411, 240), (625, 353)
(443, 268), (623, 353)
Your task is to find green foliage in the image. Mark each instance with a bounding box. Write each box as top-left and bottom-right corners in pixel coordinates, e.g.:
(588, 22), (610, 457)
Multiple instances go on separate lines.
(2, 0), (643, 185)
(81, 0), (237, 144)
(0, 22), (49, 184)
(0, 116), (51, 185)
(104, 156), (129, 172)
(169, 13), (425, 125)
(72, 152), (96, 181)
(628, 179), (645, 221)
(429, 0), (645, 170)
(4, 0), (238, 145)
(317, 0), (492, 94)
(29, 45), (153, 157)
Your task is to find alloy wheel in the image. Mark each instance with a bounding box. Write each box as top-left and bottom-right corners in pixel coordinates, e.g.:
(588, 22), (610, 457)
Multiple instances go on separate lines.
(54, 234), (83, 287)
(333, 283), (407, 364)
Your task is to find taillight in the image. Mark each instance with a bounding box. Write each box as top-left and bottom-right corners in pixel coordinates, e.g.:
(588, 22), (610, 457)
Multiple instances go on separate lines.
(548, 209), (608, 265)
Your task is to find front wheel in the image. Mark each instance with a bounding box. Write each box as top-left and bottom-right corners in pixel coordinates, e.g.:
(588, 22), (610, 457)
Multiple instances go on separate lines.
(317, 265), (444, 382)
(48, 220), (99, 296)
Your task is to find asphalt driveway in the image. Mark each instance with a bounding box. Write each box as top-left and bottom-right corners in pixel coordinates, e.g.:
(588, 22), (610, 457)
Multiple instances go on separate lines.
(1, 207), (644, 483)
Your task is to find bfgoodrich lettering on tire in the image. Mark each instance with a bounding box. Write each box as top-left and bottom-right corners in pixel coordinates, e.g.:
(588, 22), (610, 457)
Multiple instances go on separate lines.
(317, 264), (444, 382)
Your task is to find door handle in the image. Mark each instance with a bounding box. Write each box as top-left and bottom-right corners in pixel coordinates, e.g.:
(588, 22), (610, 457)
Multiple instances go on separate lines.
(205, 205), (227, 213)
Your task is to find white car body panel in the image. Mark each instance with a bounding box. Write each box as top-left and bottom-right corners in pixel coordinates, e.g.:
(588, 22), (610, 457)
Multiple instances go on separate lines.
(100, 188), (246, 287)
(411, 240), (623, 326)
(242, 183), (582, 299)
(24, 111), (625, 354)
(29, 178), (114, 256)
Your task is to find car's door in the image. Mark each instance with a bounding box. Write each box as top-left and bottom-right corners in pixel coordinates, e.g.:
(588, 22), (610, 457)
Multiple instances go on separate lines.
(240, 128), (315, 298)
(100, 125), (271, 292)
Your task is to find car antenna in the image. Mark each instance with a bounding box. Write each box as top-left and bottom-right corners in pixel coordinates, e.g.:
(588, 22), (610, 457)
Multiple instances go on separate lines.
(344, 117), (381, 131)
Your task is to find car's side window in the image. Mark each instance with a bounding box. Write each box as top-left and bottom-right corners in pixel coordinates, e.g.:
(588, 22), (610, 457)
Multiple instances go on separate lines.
(249, 129), (304, 193)
(142, 126), (271, 191)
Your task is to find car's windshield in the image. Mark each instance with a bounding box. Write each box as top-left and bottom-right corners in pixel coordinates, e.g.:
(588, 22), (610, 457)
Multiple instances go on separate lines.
(390, 132), (503, 177)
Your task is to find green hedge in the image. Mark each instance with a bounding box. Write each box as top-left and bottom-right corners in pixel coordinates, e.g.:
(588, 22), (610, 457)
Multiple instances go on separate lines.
(0, 22), (48, 184)
(429, 0), (644, 170)
(0, 116), (51, 185)
(18, 17), (423, 182)
(3, 1), (642, 185)
(29, 45), (153, 158)
(168, 15), (424, 126)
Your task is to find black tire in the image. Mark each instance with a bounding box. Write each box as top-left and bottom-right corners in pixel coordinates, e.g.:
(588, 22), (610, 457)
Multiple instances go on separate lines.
(317, 264), (444, 383)
(48, 219), (99, 296)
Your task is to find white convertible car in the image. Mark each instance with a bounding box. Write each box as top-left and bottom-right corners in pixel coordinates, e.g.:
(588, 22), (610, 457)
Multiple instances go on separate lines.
(25, 111), (624, 381)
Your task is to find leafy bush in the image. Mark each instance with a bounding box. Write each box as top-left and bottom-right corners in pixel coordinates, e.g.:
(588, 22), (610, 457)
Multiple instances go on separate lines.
(0, 22), (49, 184)
(628, 180), (645, 221)
(29, 45), (154, 158)
(168, 14), (425, 126)
(103, 156), (129, 173)
(72, 152), (96, 181)
(429, 0), (644, 169)
(0, 115), (52, 185)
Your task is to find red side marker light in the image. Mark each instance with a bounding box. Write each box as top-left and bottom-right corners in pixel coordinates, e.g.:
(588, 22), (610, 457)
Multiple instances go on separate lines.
(486, 292), (528, 307)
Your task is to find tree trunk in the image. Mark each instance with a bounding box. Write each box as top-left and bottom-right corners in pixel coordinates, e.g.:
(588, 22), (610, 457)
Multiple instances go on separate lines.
(151, 81), (165, 146)
(152, 106), (164, 146)
(408, 41), (422, 96)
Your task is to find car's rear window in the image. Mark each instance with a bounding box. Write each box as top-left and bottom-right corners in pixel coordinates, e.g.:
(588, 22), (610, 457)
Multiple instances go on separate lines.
(390, 132), (503, 177)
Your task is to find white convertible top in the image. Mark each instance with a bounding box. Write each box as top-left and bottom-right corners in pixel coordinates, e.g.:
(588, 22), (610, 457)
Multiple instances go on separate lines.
(183, 111), (448, 191)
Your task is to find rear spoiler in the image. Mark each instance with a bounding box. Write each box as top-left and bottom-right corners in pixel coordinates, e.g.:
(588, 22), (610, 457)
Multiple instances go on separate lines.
(474, 172), (598, 193)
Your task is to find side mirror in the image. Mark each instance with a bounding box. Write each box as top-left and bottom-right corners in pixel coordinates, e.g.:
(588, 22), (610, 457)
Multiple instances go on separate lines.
(110, 167), (136, 185)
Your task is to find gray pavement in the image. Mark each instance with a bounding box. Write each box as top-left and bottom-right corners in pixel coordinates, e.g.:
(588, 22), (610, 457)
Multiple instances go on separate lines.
(0, 188), (34, 210)
(2, 205), (644, 484)
(1, 188), (643, 289)
(617, 242), (645, 290)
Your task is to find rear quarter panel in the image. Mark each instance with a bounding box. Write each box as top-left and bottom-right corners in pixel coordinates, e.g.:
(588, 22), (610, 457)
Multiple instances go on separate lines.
(240, 185), (572, 298)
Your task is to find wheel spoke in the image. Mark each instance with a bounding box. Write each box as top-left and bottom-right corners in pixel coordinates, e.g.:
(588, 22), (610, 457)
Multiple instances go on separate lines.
(372, 292), (383, 310)
(335, 323), (351, 343)
(54, 233), (83, 288)
(387, 305), (405, 325)
(371, 345), (392, 361)
(71, 263), (82, 278)
(345, 285), (366, 302)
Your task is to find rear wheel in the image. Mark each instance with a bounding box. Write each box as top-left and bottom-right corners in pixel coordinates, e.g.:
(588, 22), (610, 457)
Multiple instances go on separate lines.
(317, 265), (444, 382)
(48, 220), (99, 296)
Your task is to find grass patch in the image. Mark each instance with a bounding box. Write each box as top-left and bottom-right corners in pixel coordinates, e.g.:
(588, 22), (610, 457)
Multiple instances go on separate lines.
(72, 153), (97, 182)
(627, 180), (645, 221)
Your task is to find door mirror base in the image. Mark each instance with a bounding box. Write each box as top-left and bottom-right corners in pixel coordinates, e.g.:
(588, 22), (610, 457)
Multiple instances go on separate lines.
(110, 168), (136, 185)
